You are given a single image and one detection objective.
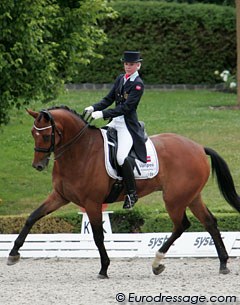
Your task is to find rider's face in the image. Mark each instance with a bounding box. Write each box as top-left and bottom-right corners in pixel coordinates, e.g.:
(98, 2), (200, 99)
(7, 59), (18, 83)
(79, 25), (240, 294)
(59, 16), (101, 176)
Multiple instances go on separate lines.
(124, 62), (141, 75)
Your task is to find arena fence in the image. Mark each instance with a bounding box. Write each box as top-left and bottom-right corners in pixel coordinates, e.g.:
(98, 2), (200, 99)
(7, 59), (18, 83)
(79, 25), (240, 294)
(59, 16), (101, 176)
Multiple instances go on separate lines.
(0, 212), (240, 258)
(0, 231), (240, 259)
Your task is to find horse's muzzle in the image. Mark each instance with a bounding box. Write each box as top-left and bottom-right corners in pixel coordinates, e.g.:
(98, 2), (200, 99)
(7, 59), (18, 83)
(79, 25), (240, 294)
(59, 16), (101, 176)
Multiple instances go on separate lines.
(32, 158), (49, 171)
(32, 163), (44, 171)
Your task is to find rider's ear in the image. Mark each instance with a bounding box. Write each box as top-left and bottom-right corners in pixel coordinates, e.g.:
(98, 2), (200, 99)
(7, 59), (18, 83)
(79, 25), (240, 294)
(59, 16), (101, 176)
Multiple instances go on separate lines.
(26, 109), (39, 119)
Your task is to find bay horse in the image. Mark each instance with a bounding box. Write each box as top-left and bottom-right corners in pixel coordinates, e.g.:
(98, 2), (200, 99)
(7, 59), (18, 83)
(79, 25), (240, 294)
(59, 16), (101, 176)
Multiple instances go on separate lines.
(7, 106), (240, 278)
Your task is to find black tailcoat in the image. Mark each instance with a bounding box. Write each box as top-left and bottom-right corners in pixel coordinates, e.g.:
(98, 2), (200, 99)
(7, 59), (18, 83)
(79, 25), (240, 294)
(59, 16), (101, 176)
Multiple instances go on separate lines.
(93, 74), (147, 163)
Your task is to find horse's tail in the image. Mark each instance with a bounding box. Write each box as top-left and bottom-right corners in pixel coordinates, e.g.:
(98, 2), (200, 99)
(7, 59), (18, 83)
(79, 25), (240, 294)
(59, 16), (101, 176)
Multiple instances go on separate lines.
(204, 147), (240, 212)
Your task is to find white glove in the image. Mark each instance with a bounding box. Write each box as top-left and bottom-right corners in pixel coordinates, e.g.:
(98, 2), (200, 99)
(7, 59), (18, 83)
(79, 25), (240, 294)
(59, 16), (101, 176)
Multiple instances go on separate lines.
(84, 106), (94, 114)
(91, 111), (103, 120)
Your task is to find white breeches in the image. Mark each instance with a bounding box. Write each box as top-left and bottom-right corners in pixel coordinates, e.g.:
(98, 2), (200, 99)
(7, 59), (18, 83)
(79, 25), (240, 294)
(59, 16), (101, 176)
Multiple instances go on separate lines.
(107, 116), (133, 166)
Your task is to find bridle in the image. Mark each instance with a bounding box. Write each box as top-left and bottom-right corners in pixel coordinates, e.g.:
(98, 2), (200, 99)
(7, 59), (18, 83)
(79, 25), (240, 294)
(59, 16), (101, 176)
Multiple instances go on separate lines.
(34, 110), (56, 154)
(33, 109), (89, 160)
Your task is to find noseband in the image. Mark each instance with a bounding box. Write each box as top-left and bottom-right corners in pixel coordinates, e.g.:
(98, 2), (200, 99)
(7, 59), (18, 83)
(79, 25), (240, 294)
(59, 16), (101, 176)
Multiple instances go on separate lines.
(33, 109), (89, 159)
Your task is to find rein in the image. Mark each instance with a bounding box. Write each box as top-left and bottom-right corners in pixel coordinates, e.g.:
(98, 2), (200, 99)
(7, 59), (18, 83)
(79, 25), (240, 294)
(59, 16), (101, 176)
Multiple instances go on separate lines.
(34, 109), (89, 160)
(53, 123), (89, 160)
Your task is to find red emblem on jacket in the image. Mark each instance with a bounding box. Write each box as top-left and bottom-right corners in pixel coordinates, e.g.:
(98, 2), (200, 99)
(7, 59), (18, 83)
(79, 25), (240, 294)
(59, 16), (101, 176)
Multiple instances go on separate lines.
(135, 85), (142, 90)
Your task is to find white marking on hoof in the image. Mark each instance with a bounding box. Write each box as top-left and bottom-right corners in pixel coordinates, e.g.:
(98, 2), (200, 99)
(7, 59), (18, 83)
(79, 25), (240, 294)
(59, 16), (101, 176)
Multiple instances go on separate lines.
(152, 252), (165, 269)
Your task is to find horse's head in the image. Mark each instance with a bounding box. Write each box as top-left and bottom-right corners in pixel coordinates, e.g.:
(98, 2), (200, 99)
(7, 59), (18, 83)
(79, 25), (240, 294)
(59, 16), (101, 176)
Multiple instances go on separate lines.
(27, 109), (62, 171)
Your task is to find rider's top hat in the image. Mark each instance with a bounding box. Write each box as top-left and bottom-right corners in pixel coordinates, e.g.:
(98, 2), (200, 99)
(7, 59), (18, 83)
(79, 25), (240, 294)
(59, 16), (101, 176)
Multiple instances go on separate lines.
(121, 51), (142, 63)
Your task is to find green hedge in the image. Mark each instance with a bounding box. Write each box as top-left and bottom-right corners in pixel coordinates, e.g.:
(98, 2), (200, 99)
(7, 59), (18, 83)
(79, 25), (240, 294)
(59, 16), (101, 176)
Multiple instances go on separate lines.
(0, 215), (75, 234)
(141, 212), (240, 232)
(74, 1), (235, 85)
(135, 0), (235, 5)
(0, 210), (239, 234)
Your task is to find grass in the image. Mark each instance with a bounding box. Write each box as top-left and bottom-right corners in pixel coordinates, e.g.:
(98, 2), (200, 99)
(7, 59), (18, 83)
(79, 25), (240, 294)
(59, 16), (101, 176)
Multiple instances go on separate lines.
(0, 89), (239, 219)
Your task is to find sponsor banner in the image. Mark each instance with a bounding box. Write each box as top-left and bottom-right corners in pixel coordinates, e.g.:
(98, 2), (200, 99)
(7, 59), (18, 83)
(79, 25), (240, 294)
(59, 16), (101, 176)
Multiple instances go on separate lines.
(139, 232), (238, 257)
(78, 212), (238, 257)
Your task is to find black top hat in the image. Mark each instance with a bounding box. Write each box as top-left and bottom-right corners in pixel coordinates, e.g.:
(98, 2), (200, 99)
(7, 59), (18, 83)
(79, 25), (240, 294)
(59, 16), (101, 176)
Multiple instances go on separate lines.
(121, 51), (142, 63)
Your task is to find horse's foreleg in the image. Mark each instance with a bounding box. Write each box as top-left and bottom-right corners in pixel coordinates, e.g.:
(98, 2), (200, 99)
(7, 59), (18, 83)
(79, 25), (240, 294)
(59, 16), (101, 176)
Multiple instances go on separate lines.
(88, 211), (110, 279)
(7, 191), (68, 265)
(152, 211), (191, 275)
(91, 224), (110, 279)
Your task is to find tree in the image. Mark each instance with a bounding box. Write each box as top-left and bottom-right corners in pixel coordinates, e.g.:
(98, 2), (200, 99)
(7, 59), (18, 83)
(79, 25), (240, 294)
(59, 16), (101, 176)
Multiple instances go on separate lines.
(0, 0), (116, 126)
(236, 0), (240, 104)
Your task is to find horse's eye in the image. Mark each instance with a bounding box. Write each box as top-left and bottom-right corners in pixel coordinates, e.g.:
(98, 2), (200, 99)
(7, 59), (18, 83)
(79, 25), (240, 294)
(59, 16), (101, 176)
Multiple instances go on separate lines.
(43, 135), (50, 142)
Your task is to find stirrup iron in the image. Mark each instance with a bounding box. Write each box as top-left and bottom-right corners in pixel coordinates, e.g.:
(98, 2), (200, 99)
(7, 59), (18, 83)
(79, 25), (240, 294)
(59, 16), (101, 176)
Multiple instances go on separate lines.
(123, 193), (138, 209)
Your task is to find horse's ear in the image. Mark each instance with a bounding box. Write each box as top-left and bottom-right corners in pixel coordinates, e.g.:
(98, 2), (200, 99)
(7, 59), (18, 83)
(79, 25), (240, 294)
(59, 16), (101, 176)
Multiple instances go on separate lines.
(26, 109), (39, 119)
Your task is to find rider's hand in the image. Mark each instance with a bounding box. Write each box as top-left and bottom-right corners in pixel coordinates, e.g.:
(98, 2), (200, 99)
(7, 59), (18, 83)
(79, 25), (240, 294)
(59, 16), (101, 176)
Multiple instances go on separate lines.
(84, 106), (94, 114)
(91, 111), (103, 120)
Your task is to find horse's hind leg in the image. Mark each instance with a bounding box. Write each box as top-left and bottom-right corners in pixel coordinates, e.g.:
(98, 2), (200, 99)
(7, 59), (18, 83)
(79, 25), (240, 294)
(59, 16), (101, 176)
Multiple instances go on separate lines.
(152, 209), (191, 275)
(189, 195), (229, 274)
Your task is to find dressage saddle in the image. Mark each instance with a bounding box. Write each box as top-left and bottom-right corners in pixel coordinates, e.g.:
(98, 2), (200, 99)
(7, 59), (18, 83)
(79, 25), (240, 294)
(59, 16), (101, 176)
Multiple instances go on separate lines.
(103, 122), (148, 203)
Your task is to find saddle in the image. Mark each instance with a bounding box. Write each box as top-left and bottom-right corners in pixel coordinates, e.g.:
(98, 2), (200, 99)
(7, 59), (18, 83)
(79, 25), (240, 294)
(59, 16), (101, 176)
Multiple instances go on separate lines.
(104, 122), (148, 177)
(102, 123), (148, 204)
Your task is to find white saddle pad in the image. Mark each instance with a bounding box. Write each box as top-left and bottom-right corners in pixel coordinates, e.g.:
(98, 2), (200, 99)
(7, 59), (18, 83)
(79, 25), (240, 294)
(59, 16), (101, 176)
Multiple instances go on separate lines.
(100, 129), (159, 180)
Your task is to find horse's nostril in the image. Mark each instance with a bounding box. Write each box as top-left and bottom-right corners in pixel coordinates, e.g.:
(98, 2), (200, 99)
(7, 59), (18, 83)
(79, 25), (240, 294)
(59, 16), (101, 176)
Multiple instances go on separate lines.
(32, 163), (44, 171)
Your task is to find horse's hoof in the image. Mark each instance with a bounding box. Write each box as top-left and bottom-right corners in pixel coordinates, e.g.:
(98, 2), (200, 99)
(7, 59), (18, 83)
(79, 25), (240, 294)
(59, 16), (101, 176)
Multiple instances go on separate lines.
(152, 264), (165, 275)
(7, 254), (20, 266)
(219, 267), (230, 275)
(97, 273), (109, 279)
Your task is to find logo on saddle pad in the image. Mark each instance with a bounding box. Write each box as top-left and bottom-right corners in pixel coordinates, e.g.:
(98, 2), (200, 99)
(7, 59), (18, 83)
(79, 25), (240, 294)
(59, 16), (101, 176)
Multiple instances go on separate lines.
(100, 128), (159, 180)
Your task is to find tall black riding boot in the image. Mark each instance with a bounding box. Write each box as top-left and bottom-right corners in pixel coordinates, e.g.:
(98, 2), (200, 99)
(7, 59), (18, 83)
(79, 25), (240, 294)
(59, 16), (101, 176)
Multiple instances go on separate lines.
(121, 158), (138, 209)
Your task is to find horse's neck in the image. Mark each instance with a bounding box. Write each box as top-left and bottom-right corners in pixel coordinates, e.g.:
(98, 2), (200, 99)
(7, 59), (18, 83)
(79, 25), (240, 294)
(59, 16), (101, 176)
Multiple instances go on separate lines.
(55, 119), (102, 167)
